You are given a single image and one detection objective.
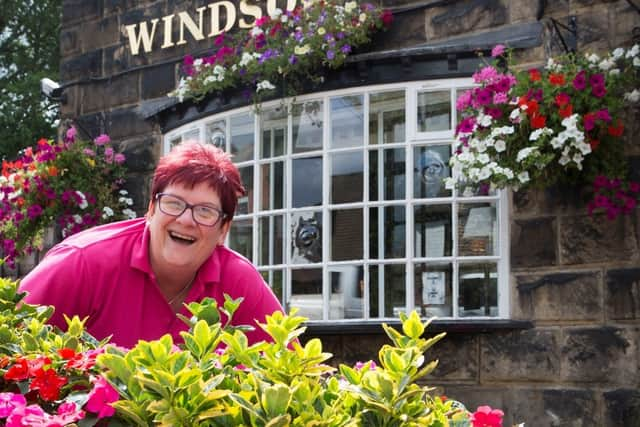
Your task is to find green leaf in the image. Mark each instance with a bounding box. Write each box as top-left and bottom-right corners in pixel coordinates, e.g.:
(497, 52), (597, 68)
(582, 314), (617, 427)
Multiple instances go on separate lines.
(402, 311), (425, 340)
(265, 414), (292, 427)
(261, 383), (292, 418)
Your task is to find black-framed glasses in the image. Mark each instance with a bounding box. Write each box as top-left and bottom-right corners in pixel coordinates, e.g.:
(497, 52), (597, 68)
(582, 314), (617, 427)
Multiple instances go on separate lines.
(155, 193), (227, 227)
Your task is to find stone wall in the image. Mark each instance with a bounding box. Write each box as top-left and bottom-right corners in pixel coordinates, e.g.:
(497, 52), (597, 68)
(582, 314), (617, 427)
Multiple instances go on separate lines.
(58, 0), (640, 425)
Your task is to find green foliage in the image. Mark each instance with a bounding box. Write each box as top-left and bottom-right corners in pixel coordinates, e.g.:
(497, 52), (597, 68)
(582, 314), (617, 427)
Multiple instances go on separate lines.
(0, 0), (62, 160)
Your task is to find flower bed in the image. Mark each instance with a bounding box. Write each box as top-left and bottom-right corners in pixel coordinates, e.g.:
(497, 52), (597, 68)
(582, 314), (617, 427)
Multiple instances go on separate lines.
(446, 44), (640, 219)
(0, 128), (135, 268)
(0, 277), (512, 426)
(169, 1), (393, 105)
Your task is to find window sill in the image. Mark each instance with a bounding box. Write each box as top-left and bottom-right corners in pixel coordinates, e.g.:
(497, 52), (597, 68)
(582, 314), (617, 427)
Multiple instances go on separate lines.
(303, 319), (533, 336)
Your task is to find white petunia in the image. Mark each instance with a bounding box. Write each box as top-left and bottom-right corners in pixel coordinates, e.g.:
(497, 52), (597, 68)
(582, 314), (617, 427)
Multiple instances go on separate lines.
(256, 80), (276, 92)
(612, 47), (625, 59)
(269, 7), (283, 19)
(345, 1), (357, 12)
(122, 208), (137, 219)
(73, 214), (83, 224)
(517, 171), (530, 183)
(624, 89), (640, 102)
(494, 140), (506, 152)
(102, 206), (114, 219)
(625, 44), (640, 58)
(250, 26), (264, 37)
(586, 53), (600, 63)
(516, 147), (537, 162)
(598, 58), (615, 71)
(634, 57), (640, 67)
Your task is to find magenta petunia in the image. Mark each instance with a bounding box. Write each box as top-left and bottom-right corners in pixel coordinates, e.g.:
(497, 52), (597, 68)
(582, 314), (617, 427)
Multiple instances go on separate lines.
(573, 71), (587, 90)
(491, 44), (506, 57)
(85, 376), (119, 419)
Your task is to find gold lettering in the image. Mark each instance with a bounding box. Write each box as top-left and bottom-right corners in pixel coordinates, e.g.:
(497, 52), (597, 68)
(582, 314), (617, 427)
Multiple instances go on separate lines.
(125, 19), (159, 55)
(239, 0), (261, 28)
(177, 6), (207, 46)
(266, 0), (297, 15)
(208, 1), (237, 37)
(161, 14), (175, 49)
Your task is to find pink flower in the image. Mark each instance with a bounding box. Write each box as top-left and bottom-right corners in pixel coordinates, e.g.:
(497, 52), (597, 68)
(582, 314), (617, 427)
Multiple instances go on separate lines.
(0, 392), (26, 417)
(491, 44), (506, 57)
(493, 92), (508, 104)
(65, 126), (77, 143)
(456, 90), (473, 111)
(473, 66), (499, 84)
(354, 360), (377, 370)
(595, 109), (611, 122)
(85, 376), (119, 419)
(471, 405), (504, 427)
(114, 153), (126, 164)
(573, 71), (587, 90)
(94, 134), (111, 145)
(5, 404), (45, 427)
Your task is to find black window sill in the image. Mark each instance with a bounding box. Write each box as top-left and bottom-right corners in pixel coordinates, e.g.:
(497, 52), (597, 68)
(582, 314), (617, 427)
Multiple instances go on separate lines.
(303, 319), (533, 336)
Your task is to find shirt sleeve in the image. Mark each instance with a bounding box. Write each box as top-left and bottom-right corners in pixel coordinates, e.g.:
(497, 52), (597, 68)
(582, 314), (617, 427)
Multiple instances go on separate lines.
(18, 244), (94, 332)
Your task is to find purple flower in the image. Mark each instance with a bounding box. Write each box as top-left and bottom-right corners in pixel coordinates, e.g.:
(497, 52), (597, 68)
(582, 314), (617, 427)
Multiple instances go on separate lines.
(457, 117), (476, 134)
(340, 44), (351, 54)
(337, 31), (345, 39)
(595, 109), (611, 122)
(456, 90), (472, 111)
(83, 148), (96, 157)
(289, 54), (298, 65)
(485, 107), (503, 119)
(327, 50), (335, 60)
(573, 71), (587, 90)
(593, 175), (609, 190)
(27, 204), (43, 220)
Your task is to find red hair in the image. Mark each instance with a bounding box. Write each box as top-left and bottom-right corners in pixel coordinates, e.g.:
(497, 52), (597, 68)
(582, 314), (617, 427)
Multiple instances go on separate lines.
(151, 142), (246, 224)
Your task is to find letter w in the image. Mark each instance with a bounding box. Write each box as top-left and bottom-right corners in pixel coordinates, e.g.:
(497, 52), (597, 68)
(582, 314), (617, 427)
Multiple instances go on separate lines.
(125, 19), (159, 55)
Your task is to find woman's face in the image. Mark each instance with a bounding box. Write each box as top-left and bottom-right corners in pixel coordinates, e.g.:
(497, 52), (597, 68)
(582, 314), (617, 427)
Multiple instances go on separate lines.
(147, 181), (230, 274)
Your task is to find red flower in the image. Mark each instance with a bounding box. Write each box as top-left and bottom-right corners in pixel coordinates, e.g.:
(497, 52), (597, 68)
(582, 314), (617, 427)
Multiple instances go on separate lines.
(608, 120), (624, 137)
(58, 348), (76, 360)
(380, 10), (394, 28)
(29, 368), (68, 401)
(583, 113), (597, 131)
(525, 99), (539, 116)
(471, 405), (504, 427)
(589, 138), (601, 150)
(549, 73), (566, 86)
(4, 358), (29, 381)
(528, 69), (541, 81)
(554, 93), (570, 106)
(559, 104), (573, 118)
(531, 113), (547, 129)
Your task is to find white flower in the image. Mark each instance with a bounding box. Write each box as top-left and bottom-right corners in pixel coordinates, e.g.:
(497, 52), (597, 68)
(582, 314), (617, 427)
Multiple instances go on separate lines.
(269, 7), (283, 19)
(345, 1), (357, 12)
(250, 26), (264, 37)
(586, 53), (600, 63)
(73, 214), (83, 224)
(624, 89), (640, 102)
(102, 206), (114, 219)
(634, 57), (640, 67)
(478, 167), (492, 180)
(239, 52), (255, 67)
(509, 108), (521, 121)
(625, 44), (640, 58)
(558, 155), (571, 166)
(609, 69), (620, 76)
(444, 177), (456, 190)
(119, 189), (128, 195)
(256, 80), (276, 92)
(477, 112), (493, 127)
(477, 153), (490, 164)
(529, 127), (553, 141)
(193, 58), (203, 68)
(517, 171), (530, 183)
(612, 47), (625, 59)
(281, 14), (288, 23)
(598, 58), (615, 71)
(359, 13), (366, 22)
(516, 147), (537, 162)
(203, 75), (217, 85)
(294, 44), (311, 55)
(76, 191), (88, 209)
(122, 208), (137, 219)
(494, 140), (506, 152)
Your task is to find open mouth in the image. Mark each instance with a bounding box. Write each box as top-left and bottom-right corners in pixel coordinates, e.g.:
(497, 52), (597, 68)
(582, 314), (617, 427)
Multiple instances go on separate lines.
(169, 230), (196, 245)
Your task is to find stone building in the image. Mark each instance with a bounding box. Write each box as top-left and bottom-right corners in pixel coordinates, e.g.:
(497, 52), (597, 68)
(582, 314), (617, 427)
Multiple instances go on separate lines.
(53, 0), (640, 425)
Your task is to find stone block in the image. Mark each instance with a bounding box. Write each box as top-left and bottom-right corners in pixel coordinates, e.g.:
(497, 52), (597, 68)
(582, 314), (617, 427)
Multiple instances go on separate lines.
(606, 268), (640, 320)
(516, 271), (603, 321)
(425, 0), (507, 40)
(119, 135), (159, 173)
(369, 11), (426, 51)
(142, 62), (177, 100)
(559, 214), (638, 265)
(122, 173), (152, 213)
(510, 217), (557, 268)
(480, 329), (560, 382)
(542, 389), (601, 427)
(63, 0), (103, 24)
(574, 11), (611, 53)
(428, 334), (478, 381)
(60, 27), (80, 57)
(107, 107), (157, 139)
(604, 388), (640, 427)
(103, 0), (144, 15)
(561, 326), (637, 384)
(507, 0), (538, 23)
(609, 2), (640, 48)
(81, 73), (139, 115)
(61, 50), (103, 82)
(80, 16), (120, 52)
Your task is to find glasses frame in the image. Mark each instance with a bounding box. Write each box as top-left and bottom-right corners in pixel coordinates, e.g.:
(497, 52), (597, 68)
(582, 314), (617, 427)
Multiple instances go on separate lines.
(155, 192), (227, 227)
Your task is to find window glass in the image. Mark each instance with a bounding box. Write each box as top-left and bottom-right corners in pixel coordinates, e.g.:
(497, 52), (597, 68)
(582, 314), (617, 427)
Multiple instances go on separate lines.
(291, 211), (322, 264)
(261, 269), (284, 305)
(414, 145), (451, 198)
(459, 263), (498, 317)
(369, 148), (405, 201)
(230, 113), (254, 162)
(290, 268), (323, 320)
(417, 90), (451, 132)
(258, 215), (284, 266)
(206, 120), (227, 151)
(369, 91), (406, 144)
(292, 100), (323, 153)
(329, 266), (363, 319)
(331, 95), (364, 149)
(331, 151), (363, 204)
(260, 162), (285, 211)
(369, 205), (405, 259)
(292, 156), (322, 208)
(260, 107), (287, 158)
(229, 218), (252, 261)
(458, 202), (498, 256)
(414, 204), (452, 258)
(369, 264), (406, 318)
(414, 263), (452, 317)
(331, 208), (363, 261)
(237, 166), (253, 215)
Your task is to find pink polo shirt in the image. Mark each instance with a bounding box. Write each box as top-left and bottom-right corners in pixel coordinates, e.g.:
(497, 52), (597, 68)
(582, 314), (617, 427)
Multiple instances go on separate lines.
(19, 218), (283, 348)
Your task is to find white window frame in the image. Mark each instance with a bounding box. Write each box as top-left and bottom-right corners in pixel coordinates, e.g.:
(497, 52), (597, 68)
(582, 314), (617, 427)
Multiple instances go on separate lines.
(163, 79), (510, 322)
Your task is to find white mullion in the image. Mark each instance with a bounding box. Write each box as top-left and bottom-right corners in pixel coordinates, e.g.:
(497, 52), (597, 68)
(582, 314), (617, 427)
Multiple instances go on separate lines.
(322, 98), (331, 321)
(363, 92), (370, 320)
(406, 136), (414, 313)
(498, 188), (510, 318)
(285, 107), (294, 311)
(251, 113), (259, 264)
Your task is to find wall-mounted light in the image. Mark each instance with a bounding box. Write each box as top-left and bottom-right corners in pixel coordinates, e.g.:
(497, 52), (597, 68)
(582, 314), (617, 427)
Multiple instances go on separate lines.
(40, 78), (67, 104)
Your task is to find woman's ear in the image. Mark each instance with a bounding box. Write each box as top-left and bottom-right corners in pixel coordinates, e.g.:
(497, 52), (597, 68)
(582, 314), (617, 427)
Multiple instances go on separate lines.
(145, 198), (155, 219)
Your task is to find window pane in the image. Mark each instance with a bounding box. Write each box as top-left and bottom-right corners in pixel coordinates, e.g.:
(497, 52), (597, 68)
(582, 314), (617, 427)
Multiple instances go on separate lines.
(459, 263), (498, 317)
(331, 95), (364, 149)
(290, 268), (323, 320)
(292, 157), (322, 208)
(414, 145), (451, 198)
(261, 269), (284, 306)
(230, 113), (254, 162)
(331, 208), (363, 261)
(331, 151), (363, 204)
(291, 211), (322, 264)
(228, 218), (252, 261)
(260, 162), (285, 211)
(367, 148), (405, 201)
(369, 264), (405, 318)
(369, 91), (406, 144)
(183, 129), (199, 141)
(417, 90), (451, 132)
(293, 100), (323, 153)
(205, 120), (227, 151)
(329, 266), (364, 319)
(170, 137), (181, 151)
(415, 263), (452, 317)
(369, 205), (405, 259)
(237, 166), (253, 215)
(414, 204), (452, 257)
(258, 215), (284, 266)
(458, 202), (498, 256)
(260, 107), (287, 158)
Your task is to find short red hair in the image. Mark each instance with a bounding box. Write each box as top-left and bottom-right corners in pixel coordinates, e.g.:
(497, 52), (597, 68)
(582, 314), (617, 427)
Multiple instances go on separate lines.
(151, 142), (245, 224)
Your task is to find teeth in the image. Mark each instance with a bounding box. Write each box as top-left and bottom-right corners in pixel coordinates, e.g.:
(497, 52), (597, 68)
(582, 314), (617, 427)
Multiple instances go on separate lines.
(169, 231), (196, 242)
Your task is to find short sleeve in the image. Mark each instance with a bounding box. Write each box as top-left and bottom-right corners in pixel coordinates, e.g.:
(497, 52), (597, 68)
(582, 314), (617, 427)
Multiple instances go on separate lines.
(18, 245), (94, 332)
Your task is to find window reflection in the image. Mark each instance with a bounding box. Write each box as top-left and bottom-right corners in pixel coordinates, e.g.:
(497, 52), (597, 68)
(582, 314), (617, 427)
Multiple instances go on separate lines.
(330, 95), (364, 149)
(331, 208), (363, 261)
(206, 120), (227, 151)
(260, 162), (284, 211)
(259, 215), (284, 266)
(290, 268), (323, 320)
(414, 145), (451, 198)
(369, 148), (405, 201)
(417, 90), (451, 132)
(230, 113), (254, 162)
(229, 218), (252, 261)
(369, 264), (405, 318)
(293, 101), (323, 153)
(369, 91), (405, 144)
(236, 166), (253, 215)
(331, 151), (363, 204)
(329, 266), (363, 319)
(414, 204), (452, 258)
(369, 206), (405, 259)
(291, 211), (322, 264)
(261, 107), (287, 158)
(292, 156), (322, 208)
(459, 263), (498, 317)
(261, 269), (284, 306)
(414, 263), (452, 317)
(458, 203), (497, 256)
